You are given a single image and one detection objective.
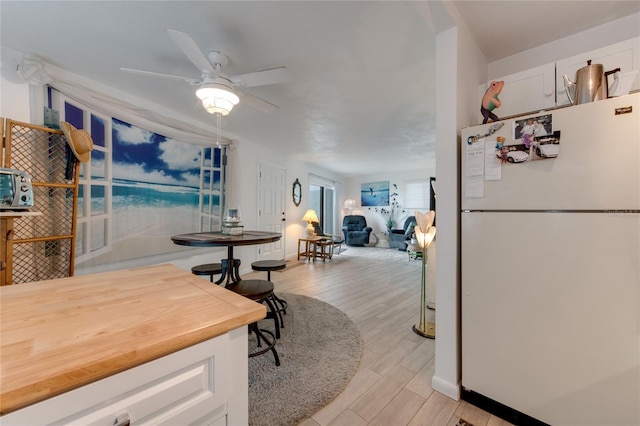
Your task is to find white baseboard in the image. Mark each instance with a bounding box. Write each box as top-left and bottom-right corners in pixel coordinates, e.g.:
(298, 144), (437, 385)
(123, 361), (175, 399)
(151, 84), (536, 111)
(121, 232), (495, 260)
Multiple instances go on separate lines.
(431, 375), (461, 401)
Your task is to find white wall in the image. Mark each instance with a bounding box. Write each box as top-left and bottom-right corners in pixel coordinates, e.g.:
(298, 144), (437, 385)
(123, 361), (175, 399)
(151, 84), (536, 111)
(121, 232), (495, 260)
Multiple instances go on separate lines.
(488, 13), (640, 79)
(429, 0), (489, 400)
(0, 79), (30, 123)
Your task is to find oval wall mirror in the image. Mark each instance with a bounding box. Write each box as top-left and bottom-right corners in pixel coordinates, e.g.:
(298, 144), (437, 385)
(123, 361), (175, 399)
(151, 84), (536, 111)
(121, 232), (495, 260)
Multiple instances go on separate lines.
(292, 178), (302, 206)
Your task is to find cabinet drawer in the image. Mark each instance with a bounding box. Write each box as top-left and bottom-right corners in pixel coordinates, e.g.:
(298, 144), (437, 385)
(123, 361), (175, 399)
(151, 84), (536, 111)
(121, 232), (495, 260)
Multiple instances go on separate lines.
(1, 336), (231, 425)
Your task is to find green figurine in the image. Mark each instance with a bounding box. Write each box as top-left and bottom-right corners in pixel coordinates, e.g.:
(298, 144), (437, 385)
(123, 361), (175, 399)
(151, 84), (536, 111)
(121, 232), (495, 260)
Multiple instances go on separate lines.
(481, 80), (504, 124)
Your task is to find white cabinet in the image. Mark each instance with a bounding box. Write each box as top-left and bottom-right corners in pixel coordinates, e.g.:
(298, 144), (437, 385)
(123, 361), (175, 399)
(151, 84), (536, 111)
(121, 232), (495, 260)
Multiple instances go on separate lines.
(480, 37), (640, 120)
(556, 38), (640, 106)
(1, 328), (248, 426)
(479, 63), (556, 120)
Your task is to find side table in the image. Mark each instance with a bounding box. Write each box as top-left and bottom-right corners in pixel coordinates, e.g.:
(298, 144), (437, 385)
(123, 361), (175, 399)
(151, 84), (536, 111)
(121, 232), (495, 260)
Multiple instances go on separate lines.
(297, 237), (320, 261)
(297, 237), (335, 262)
(315, 238), (335, 262)
(375, 233), (390, 249)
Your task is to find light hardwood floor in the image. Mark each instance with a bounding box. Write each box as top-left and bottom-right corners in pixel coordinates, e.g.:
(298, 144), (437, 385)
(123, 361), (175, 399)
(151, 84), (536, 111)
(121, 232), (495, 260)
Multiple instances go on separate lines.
(241, 245), (513, 426)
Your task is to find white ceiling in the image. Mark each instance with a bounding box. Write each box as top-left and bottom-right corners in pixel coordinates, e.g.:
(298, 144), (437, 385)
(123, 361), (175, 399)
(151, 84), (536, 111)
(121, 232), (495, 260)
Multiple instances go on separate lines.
(1, 1), (639, 177)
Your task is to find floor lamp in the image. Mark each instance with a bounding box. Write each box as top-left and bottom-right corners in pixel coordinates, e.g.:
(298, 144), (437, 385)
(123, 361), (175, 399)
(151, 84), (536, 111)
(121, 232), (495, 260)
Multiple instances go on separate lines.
(412, 211), (436, 339)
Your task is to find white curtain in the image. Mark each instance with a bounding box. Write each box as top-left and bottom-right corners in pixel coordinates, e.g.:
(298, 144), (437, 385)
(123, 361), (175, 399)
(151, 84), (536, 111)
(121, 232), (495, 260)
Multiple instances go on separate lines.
(15, 53), (233, 146)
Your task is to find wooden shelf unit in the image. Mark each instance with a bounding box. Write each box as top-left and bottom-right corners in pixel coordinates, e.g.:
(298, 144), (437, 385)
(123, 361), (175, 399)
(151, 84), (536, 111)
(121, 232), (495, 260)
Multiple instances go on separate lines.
(1, 119), (79, 285)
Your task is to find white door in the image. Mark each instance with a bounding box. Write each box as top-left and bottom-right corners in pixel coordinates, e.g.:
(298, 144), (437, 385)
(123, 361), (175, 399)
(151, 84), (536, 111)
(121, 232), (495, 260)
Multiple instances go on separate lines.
(257, 161), (285, 260)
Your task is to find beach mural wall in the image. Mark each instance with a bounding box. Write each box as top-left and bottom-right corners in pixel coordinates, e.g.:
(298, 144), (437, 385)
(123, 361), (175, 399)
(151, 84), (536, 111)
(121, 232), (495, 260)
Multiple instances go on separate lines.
(56, 92), (224, 269)
(110, 118), (201, 245)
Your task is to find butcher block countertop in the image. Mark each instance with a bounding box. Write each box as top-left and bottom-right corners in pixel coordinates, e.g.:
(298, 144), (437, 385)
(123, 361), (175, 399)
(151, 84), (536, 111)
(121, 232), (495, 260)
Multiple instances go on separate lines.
(0, 263), (266, 415)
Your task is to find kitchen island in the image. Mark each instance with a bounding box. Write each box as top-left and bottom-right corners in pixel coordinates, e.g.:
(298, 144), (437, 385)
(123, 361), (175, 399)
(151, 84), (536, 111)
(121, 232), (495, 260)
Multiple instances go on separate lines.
(0, 263), (266, 425)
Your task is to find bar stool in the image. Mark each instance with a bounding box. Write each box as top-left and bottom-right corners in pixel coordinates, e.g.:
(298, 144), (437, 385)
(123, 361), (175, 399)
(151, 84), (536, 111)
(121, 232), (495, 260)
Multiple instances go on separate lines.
(191, 263), (222, 283)
(228, 279), (281, 366)
(251, 260), (287, 327)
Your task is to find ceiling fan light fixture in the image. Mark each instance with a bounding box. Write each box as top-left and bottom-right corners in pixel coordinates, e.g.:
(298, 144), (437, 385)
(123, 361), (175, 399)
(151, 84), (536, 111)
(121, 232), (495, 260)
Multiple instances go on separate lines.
(196, 82), (239, 116)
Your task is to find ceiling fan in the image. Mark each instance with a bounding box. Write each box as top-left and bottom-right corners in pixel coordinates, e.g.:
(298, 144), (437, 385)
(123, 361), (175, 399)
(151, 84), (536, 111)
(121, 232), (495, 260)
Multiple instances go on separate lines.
(121, 29), (291, 114)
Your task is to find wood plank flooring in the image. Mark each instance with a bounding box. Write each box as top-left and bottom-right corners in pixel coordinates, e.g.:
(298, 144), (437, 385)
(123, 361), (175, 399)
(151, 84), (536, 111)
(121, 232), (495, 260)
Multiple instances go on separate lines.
(241, 245), (512, 426)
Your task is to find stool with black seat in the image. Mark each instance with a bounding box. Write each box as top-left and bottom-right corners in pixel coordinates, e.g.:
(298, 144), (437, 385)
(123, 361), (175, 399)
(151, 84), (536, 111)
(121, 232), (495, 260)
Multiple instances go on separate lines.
(251, 260), (287, 327)
(190, 263), (222, 282)
(227, 279), (281, 366)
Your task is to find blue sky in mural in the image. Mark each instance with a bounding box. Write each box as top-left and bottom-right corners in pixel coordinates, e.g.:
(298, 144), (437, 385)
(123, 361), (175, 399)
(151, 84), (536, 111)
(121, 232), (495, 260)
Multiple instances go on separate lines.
(106, 118), (202, 251)
(112, 118), (200, 188)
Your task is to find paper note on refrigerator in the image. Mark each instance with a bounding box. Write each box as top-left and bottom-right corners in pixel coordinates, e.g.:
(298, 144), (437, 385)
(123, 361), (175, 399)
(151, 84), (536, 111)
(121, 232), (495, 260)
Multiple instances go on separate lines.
(465, 139), (484, 198)
(484, 139), (501, 181)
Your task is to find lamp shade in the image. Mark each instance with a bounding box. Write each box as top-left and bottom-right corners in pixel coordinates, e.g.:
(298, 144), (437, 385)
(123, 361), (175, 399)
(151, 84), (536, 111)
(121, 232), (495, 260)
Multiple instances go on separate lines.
(343, 199), (357, 209)
(196, 81), (239, 116)
(302, 209), (319, 237)
(415, 226), (436, 248)
(301, 209), (319, 223)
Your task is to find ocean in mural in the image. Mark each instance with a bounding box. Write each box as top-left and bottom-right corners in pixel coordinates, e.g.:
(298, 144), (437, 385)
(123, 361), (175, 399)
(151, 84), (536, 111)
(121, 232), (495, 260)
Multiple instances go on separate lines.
(361, 181), (389, 206)
(111, 179), (203, 240)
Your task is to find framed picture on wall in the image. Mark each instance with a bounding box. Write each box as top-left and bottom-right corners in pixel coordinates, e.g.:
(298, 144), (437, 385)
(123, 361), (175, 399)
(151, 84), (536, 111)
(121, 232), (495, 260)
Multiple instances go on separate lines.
(361, 181), (389, 206)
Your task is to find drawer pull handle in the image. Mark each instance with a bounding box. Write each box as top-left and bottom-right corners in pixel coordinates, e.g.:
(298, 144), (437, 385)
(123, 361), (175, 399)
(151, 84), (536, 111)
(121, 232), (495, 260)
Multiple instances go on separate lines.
(113, 413), (130, 426)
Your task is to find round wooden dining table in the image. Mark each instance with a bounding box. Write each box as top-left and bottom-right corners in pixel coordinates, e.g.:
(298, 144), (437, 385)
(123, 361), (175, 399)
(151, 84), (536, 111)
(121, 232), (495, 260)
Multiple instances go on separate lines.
(171, 231), (282, 286)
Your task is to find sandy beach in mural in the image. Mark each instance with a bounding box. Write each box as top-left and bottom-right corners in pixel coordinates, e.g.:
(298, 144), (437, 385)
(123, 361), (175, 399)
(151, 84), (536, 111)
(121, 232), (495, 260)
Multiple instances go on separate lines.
(77, 180), (210, 268)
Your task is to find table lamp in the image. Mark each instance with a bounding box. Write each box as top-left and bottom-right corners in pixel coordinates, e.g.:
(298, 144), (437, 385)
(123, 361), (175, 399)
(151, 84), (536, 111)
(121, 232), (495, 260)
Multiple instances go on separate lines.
(301, 209), (319, 237)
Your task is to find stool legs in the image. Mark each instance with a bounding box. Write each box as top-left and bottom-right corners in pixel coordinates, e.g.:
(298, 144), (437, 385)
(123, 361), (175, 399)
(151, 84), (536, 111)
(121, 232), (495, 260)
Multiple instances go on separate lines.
(264, 270), (288, 326)
(248, 323), (280, 366)
(262, 294), (281, 339)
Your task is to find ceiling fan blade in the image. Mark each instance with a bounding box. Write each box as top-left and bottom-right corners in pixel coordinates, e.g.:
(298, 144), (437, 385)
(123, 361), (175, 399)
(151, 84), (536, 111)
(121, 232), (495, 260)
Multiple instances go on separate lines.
(231, 67), (291, 88)
(238, 92), (279, 113)
(166, 29), (216, 75)
(120, 67), (199, 84)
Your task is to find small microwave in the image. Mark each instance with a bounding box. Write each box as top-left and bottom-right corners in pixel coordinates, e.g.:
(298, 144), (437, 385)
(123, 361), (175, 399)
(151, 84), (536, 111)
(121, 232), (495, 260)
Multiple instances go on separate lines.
(0, 167), (34, 210)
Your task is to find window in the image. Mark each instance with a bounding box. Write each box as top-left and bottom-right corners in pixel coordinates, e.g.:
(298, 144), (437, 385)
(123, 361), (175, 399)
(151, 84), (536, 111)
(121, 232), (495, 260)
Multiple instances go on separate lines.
(404, 179), (431, 210)
(309, 174), (335, 234)
(199, 146), (225, 231)
(60, 98), (112, 261)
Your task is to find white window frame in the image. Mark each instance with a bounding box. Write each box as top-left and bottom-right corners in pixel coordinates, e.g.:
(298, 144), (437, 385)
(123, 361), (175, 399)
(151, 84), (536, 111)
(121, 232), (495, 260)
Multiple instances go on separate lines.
(199, 146), (225, 231)
(403, 179), (430, 210)
(51, 91), (113, 263)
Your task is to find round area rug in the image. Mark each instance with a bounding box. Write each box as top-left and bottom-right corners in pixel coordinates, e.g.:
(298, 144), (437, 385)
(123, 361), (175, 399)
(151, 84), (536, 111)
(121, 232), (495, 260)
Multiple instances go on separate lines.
(248, 293), (362, 426)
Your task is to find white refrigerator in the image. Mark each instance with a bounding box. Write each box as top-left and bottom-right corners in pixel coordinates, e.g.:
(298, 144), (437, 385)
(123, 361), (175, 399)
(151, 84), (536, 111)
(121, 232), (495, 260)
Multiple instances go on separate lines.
(460, 93), (640, 426)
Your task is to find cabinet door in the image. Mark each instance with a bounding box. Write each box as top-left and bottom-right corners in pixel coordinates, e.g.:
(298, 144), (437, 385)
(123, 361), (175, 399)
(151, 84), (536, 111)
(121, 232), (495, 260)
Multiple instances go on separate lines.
(479, 62), (556, 122)
(556, 37), (640, 106)
(0, 335), (234, 426)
